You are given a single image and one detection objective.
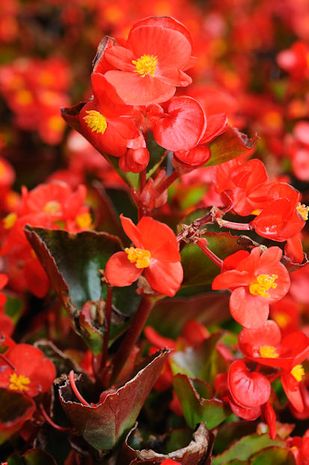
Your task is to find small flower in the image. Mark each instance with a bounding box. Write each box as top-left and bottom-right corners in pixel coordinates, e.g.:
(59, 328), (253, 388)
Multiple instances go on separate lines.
(212, 247), (290, 328)
(105, 215), (183, 297)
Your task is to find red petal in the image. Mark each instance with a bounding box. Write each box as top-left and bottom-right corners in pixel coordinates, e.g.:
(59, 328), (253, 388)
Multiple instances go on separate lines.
(281, 373), (304, 412)
(228, 360), (271, 408)
(145, 261), (183, 297)
(212, 270), (250, 290)
(239, 320), (282, 358)
(105, 251), (142, 287)
(152, 96), (206, 152)
(104, 70), (176, 106)
(137, 216), (180, 261)
(120, 215), (143, 247)
(128, 25), (192, 70)
(230, 287), (269, 328)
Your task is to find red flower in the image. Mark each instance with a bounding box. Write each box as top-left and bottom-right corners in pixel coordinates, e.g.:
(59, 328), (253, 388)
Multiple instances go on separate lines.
(228, 360), (271, 408)
(212, 247), (290, 328)
(160, 460), (181, 465)
(96, 17), (193, 105)
(251, 182), (307, 242)
(215, 158), (268, 216)
(238, 321), (309, 412)
(105, 215), (183, 297)
(151, 96), (207, 152)
(0, 344), (56, 397)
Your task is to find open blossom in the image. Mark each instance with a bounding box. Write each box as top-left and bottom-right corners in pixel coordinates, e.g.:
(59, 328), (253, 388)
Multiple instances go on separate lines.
(212, 247), (290, 328)
(105, 215), (183, 296)
(0, 343), (56, 397)
(239, 321), (309, 412)
(94, 16), (194, 105)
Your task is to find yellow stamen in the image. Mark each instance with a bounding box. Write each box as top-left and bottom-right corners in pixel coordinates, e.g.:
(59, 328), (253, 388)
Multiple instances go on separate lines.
(83, 110), (107, 134)
(48, 115), (64, 132)
(291, 364), (305, 382)
(44, 201), (61, 214)
(15, 89), (33, 106)
(251, 209), (262, 215)
(125, 247), (151, 269)
(249, 274), (278, 298)
(274, 312), (290, 328)
(132, 54), (158, 77)
(259, 345), (279, 358)
(9, 373), (30, 392)
(76, 212), (92, 229)
(3, 212), (17, 229)
(296, 203), (309, 221)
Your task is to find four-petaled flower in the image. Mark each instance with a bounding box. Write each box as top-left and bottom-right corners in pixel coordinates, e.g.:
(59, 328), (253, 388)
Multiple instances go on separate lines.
(105, 215), (183, 296)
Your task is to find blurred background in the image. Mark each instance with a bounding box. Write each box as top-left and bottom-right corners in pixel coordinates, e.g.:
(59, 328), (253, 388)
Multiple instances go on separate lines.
(0, 0), (308, 194)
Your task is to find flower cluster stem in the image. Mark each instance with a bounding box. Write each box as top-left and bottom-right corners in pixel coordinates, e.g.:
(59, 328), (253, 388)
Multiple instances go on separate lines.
(111, 296), (153, 384)
(196, 238), (223, 268)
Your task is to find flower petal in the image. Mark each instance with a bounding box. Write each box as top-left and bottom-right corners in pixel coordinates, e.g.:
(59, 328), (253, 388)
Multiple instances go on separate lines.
(230, 287), (269, 328)
(145, 260), (183, 297)
(105, 251), (142, 287)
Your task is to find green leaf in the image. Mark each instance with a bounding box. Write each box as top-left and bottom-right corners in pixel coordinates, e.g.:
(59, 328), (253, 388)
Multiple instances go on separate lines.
(149, 292), (229, 338)
(250, 447), (296, 465)
(207, 127), (256, 167)
(8, 449), (57, 465)
(25, 227), (141, 352)
(171, 333), (226, 383)
(0, 389), (35, 445)
(173, 374), (227, 429)
(4, 293), (24, 323)
(180, 232), (240, 295)
(212, 434), (285, 465)
(59, 350), (169, 451)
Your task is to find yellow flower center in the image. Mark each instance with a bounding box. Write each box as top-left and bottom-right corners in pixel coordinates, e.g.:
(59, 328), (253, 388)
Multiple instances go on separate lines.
(83, 110), (107, 134)
(44, 200), (61, 214)
(9, 373), (30, 392)
(132, 54), (158, 77)
(125, 247), (151, 269)
(249, 274), (278, 298)
(259, 345), (279, 358)
(15, 89), (33, 106)
(48, 115), (65, 132)
(296, 203), (309, 221)
(3, 212), (17, 229)
(76, 212), (92, 229)
(274, 312), (290, 328)
(290, 364), (305, 382)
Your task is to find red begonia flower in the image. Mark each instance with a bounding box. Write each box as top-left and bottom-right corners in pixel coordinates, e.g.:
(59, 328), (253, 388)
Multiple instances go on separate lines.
(105, 215), (183, 296)
(212, 247), (290, 328)
(152, 96), (207, 152)
(228, 360), (271, 408)
(215, 158), (269, 216)
(0, 344), (56, 397)
(262, 401), (277, 439)
(251, 182), (307, 242)
(160, 460), (181, 465)
(99, 17), (193, 105)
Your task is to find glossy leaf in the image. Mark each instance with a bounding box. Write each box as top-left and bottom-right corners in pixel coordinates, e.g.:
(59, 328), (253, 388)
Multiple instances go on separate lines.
(250, 447), (296, 465)
(149, 292), (229, 338)
(206, 127), (256, 167)
(0, 389), (35, 445)
(173, 374), (227, 429)
(8, 449), (57, 465)
(171, 333), (225, 383)
(212, 434), (284, 465)
(180, 232), (240, 295)
(59, 350), (169, 451)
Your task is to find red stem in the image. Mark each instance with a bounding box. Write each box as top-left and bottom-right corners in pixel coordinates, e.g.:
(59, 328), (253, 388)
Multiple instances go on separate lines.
(0, 353), (15, 370)
(111, 296), (153, 384)
(68, 371), (91, 406)
(196, 238), (223, 268)
(100, 286), (113, 374)
(218, 218), (252, 231)
(39, 404), (71, 432)
(156, 170), (179, 195)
